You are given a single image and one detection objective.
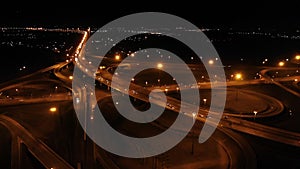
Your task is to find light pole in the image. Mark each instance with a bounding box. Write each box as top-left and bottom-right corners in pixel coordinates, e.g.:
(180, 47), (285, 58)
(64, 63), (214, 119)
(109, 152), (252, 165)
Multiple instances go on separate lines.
(191, 112), (196, 155)
(203, 98), (207, 106)
(157, 63), (163, 87)
(253, 110), (258, 121)
(234, 73), (242, 102)
(278, 61), (285, 67)
(157, 63), (163, 69)
(115, 54), (120, 61)
(295, 55), (300, 71)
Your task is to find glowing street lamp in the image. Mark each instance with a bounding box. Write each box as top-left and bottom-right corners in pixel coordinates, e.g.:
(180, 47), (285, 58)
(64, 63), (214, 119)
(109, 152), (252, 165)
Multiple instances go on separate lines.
(115, 54), (120, 60)
(234, 73), (243, 102)
(208, 59), (214, 65)
(157, 63), (163, 69)
(295, 55), (300, 60)
(157, 63), (163, 87)
(253, 110), (258, 121)
(235, 73), (243, 80)
(203, 98), (207, 105)
(191, 112), (197, 155)
(278, 61), (285, 67)
(49, 107), (57, 113)
(68, 76), (73, 80)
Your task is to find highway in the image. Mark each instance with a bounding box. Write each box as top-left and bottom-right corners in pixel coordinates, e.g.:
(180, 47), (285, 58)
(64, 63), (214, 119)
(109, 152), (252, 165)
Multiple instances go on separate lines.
(0, 28), (88, 169)
(5, 27), (297, 168)
(0, 115), (74, 169)
(260, 67), (300, 97)
(72, 48), (300, 149)
(67, 31), (260, 168)
(1, 27), (300, 168)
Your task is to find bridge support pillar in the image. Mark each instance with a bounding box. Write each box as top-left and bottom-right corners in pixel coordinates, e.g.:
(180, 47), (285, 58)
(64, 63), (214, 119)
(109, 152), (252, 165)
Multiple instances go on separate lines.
(11, 136), (21, 169)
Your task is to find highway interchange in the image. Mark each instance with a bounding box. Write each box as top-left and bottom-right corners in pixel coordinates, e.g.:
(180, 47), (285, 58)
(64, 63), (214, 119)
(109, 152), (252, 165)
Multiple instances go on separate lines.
(0, 28), (300, 169)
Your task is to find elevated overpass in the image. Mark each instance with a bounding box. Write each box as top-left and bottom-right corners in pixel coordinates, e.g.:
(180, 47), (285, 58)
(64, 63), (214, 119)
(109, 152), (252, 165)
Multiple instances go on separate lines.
(0, 115), (74, 169)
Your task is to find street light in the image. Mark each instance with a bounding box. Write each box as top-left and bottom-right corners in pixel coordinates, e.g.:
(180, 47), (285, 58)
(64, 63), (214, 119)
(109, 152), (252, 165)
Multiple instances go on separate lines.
(191, 112), (197, 155)
(235, 73), (243, 80)
(203, 98), (207, 105)
(234, 73), (243, 102)
(115, 54), (120, 61)
(208, 59), (214, 65)
(295, 55), (300, 72)
(49, 107), (57, 113)
(253, 110), (258, 121)
(278, 61), (285, 67)
(157, 63), (163, 69)
(157, 63), (163, 87)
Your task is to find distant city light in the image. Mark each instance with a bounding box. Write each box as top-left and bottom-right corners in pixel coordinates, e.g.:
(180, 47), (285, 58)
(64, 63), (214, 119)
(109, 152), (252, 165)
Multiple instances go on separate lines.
(208, 59), (214, 65)
(295, 55), (300, 60)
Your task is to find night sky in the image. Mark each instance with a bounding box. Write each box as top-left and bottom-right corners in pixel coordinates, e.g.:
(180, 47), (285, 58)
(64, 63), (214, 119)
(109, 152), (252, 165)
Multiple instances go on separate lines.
(1, 1), (300, 29)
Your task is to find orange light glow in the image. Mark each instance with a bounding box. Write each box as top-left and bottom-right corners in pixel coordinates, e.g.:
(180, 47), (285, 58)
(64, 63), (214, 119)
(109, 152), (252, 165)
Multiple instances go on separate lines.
(278, 61), (285, 67)
(235, 73), (243, 80)
(49, 107), (57, 113)
(115, 55), (120, 60)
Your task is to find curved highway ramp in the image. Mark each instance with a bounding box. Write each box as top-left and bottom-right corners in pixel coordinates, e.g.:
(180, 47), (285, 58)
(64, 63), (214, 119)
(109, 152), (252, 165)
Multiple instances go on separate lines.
(0, 114), (74, 169)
